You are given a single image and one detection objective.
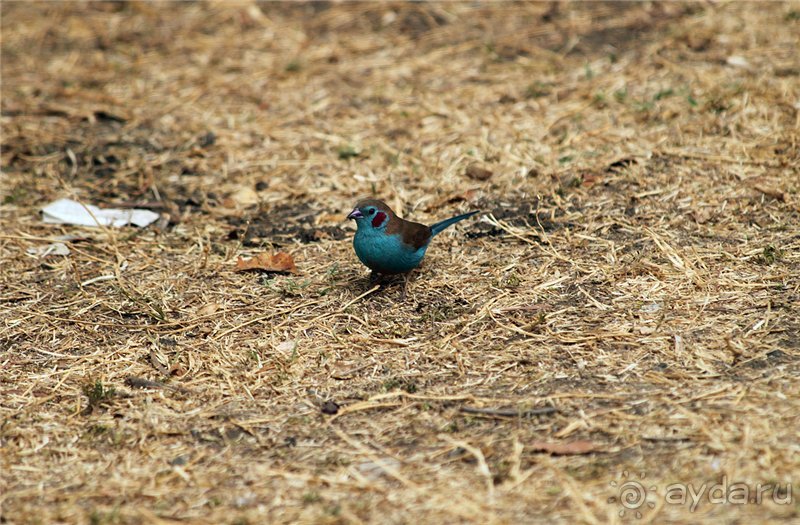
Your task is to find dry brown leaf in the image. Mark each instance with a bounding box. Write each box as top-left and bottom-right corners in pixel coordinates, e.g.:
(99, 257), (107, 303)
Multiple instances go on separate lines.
(529, 440), (597, 455)
(235, 252), (298, 274)
(465, 164), (493, 181)
(752, 184), (786, 201)
(581, 172), (602, 187)
(197, 303), (221, 316)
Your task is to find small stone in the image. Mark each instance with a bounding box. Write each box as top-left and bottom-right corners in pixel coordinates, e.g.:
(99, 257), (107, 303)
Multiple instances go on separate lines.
(320, 400), (339, 415)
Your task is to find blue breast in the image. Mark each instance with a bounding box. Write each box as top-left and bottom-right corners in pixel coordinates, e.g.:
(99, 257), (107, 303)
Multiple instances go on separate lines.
(353, 229), (428, 274)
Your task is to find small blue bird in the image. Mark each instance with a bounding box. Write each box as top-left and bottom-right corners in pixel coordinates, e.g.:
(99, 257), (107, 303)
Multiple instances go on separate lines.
(346, 199), (478, 286)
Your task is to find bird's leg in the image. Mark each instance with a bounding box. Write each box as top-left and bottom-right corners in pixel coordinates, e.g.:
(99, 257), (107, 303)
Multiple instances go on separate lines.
(369, 271), (382, 287)
(400, 273), (410, 302)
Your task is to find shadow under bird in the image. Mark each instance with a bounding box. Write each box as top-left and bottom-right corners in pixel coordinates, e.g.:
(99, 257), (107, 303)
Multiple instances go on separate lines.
(346, 199), (478, 287)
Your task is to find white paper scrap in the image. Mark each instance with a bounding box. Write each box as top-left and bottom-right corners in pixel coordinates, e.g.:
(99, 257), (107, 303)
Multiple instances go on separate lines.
(41, 198), (159, 228)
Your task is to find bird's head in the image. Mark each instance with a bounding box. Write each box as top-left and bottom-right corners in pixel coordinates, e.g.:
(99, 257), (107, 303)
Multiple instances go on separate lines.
(347, 199), (392, 230)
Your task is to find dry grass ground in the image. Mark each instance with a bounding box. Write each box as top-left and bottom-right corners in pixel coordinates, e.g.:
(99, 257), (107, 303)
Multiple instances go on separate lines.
(1, 1), (799, 524)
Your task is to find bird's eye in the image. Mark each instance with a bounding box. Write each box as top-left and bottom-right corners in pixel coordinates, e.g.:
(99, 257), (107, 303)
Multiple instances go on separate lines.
(367, 208), (375, 215)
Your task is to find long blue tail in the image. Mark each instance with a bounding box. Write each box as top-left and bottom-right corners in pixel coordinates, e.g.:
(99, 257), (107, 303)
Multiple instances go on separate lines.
(430, 210), (479, 236)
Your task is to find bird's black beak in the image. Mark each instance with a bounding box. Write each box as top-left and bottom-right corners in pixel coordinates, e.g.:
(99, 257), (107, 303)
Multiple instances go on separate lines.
(347, 208), (363, 220)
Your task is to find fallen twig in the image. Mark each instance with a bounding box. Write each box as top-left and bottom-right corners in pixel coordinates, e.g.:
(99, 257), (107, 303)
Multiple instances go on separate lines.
(460, 406), (558, 418)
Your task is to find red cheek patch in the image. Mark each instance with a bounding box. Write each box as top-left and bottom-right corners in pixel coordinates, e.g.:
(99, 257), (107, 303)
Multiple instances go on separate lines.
(372, 211), (387, 228)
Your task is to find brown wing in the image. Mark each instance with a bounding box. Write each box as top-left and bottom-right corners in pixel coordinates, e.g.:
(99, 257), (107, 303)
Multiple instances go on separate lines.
(388, 217), (432, 250)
